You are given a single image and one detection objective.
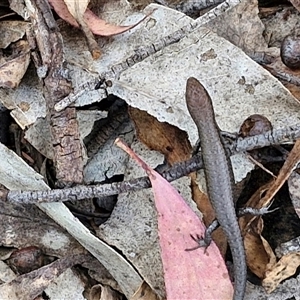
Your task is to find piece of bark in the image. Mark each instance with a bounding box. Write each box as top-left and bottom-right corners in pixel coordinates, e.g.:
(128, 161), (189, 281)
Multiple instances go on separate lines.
(26, 0), (84, 186)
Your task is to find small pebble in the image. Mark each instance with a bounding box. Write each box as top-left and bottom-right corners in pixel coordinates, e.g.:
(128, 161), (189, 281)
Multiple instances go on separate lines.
(239, 114), (272, 138)
(281, 34), (300, 69)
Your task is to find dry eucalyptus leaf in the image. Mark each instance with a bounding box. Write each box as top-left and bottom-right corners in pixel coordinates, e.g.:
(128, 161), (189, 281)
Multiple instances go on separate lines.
(262, 236), (277, 269)
(244, 140), (300, 219)
(0, 66), (45, 129)
(89, 284), (123, 300)
(206, 0), (269, 54)
(242, 218), (273, 279)
(0, 4), (192, 124)
(106, 3), (299, 143)
(0, 180), (83, 258)
(0, 40), (30, 88)
(129, 107), (192, 164)
(84, 8), (151, 36)
(239, 182), (275, 278)
(54, 1), (153, 107)
(239, 141), (300, 283)
(60, 2), (192, 106)
(6, 1), (300, 157)
(263, 253), (300, 293)
(49, 0), (78, 27)
(116, 138), (234, 300)
(130, 281), (160, 300)
(0, 21), (29, 48)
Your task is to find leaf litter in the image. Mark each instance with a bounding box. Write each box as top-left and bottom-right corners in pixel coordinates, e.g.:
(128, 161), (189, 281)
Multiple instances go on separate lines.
(1, 0), (300, 299)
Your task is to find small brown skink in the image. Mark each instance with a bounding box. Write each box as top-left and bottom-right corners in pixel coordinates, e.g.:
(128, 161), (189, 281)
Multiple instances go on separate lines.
(186, 77), (247, 300)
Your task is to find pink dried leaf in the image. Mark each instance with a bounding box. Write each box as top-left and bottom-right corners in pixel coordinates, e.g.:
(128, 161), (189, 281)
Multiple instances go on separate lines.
(83, 9), (149, 36)
(115, 138), (233, 300)
(49, 0), (149, 36)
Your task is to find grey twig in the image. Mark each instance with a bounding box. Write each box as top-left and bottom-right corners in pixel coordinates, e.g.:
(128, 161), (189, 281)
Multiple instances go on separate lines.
(233, 123), (300, 153)
(2, 152), (203, 204)
(1, 123), (300, 204)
